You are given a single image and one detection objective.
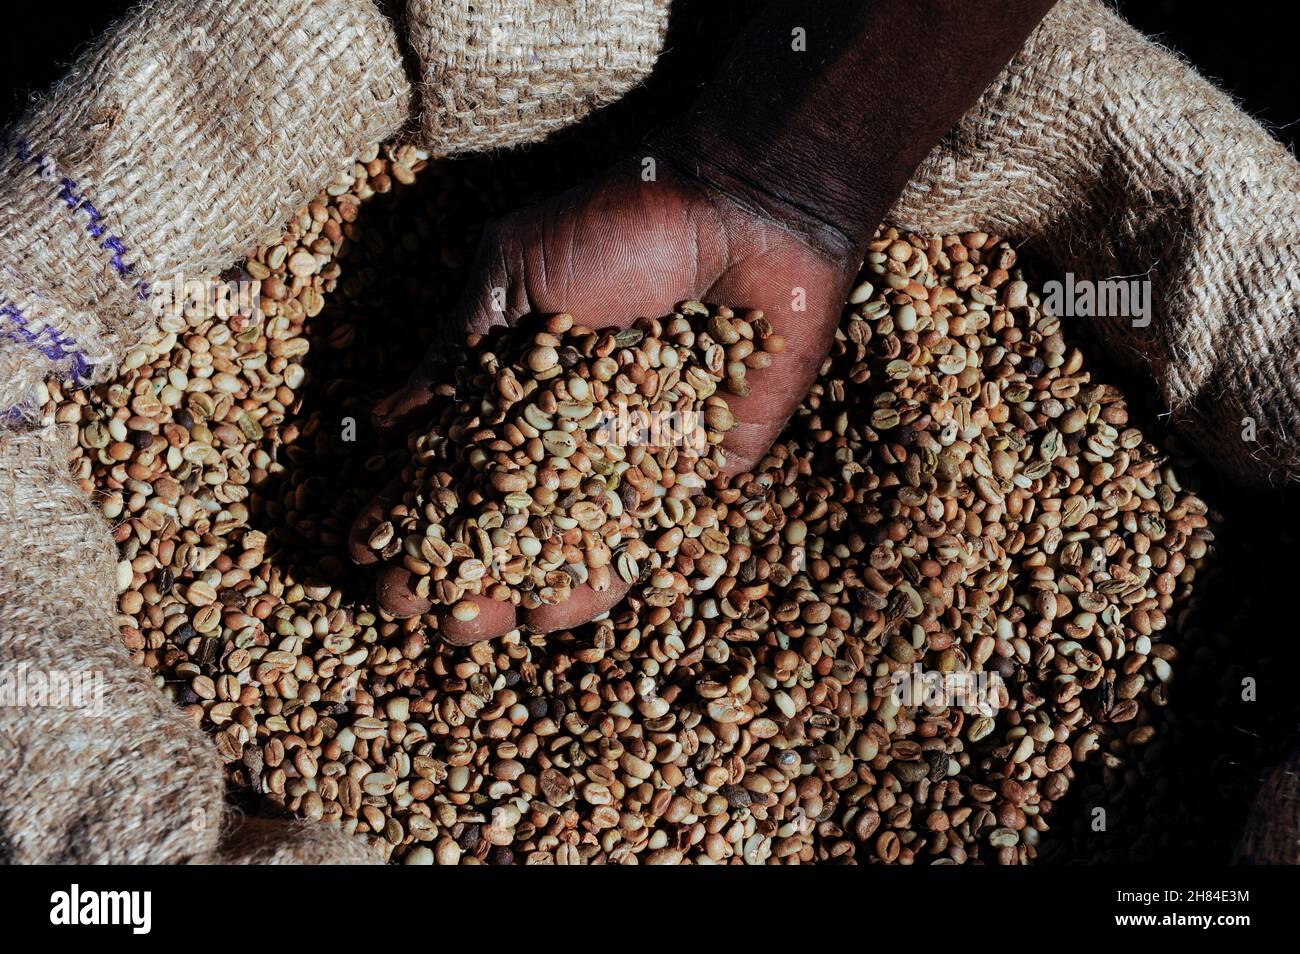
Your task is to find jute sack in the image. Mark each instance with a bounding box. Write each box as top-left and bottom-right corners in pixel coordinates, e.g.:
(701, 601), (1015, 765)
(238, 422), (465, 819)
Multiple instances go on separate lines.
(0, 0), (666, 863)
(892, 0), (1300, 488)
(0, 425), (386, 863)
(408, 0), (668, 155)
(3, 0), (1296, 864)
(1236, 748), (1300, 864)
(889, 0), (1300, 861)
(0, 0), (668, 419)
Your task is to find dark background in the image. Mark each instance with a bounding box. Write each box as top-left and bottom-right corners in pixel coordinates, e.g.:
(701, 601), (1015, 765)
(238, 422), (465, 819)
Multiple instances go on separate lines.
(2, 1), (1297, 863)
(3, 2), (1299, 155)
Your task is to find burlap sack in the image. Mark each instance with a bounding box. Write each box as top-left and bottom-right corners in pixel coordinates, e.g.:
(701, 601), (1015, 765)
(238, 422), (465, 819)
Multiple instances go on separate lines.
(408, 0), (668, 155)
(0, 0), (666, 864)
(3, 0), (1296, 864)
(0, 426), (383, 863)
(892, 0), (1300, 488)
(890, 0), (1300, 861)
(1237, 748), (1300, 864)
(0, 0), (410, 420)
(0, 0), (668, 419)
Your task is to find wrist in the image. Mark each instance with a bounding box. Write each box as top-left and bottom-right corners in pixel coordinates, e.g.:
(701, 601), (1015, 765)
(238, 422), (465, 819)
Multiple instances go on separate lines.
(647, 125), (871, 261)
(644, 0), (1057, 270)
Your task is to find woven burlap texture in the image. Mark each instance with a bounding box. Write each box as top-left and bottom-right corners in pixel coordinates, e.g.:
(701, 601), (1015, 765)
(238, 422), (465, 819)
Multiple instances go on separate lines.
(0, 427), (379, 863)
(409, 0), (669, 155)
(0, 0), (667, 864)
(0, 0), (670, 417)
(0, 0), (411, 419)
(5, 0), (1297, 864)
(0, 425), (209, 863)
(1237, 748), (1300, 864)
(892, 0), (1300, 488)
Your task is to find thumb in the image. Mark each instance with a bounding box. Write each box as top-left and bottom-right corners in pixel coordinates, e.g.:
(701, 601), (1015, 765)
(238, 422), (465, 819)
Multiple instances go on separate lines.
(372, 225), (524, 438)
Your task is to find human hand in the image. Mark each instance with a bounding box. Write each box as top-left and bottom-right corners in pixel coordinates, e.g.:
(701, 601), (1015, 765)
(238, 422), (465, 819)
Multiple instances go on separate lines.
(348, 157), (862, 641)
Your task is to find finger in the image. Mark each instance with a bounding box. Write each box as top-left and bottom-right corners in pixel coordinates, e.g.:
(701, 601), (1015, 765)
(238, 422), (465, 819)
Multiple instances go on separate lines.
(375, 565), (431, 618)
(374, 566), (521, 643)
(493, 173), (717, 330)
(718, 417), (785, 477)
(371, 373), (440, 443)
(372, 232), (522, 440)
(715, 339), (828, 476)
(705, 244), (847, 475)
(440, 594), (519, 645)
(452, 225), (528, 337)
(353, 474), (519, 641)
(349, 472), (407, 566)
(523, 576), (632, 635)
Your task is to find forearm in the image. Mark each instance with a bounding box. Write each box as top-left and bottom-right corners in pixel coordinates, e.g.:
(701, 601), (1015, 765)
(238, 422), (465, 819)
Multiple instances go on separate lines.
(652, 0), (1056, 255)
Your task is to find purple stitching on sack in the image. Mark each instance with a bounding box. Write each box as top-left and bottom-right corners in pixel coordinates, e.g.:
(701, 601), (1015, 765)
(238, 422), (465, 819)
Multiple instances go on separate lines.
(0, 138), (144, 394)
(0, 300), (93, 384)
(13, 138), (145, 286)
(83, 200), (106, 239)
(101, 236), (134, 277)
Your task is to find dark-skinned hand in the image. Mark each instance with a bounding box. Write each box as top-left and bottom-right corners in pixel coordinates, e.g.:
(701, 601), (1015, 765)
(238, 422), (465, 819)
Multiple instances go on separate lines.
(348, 160), (860, 642)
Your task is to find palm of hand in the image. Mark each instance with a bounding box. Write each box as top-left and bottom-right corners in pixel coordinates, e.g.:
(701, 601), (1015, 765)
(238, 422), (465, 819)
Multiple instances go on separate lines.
(350, 165), (859, 641)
